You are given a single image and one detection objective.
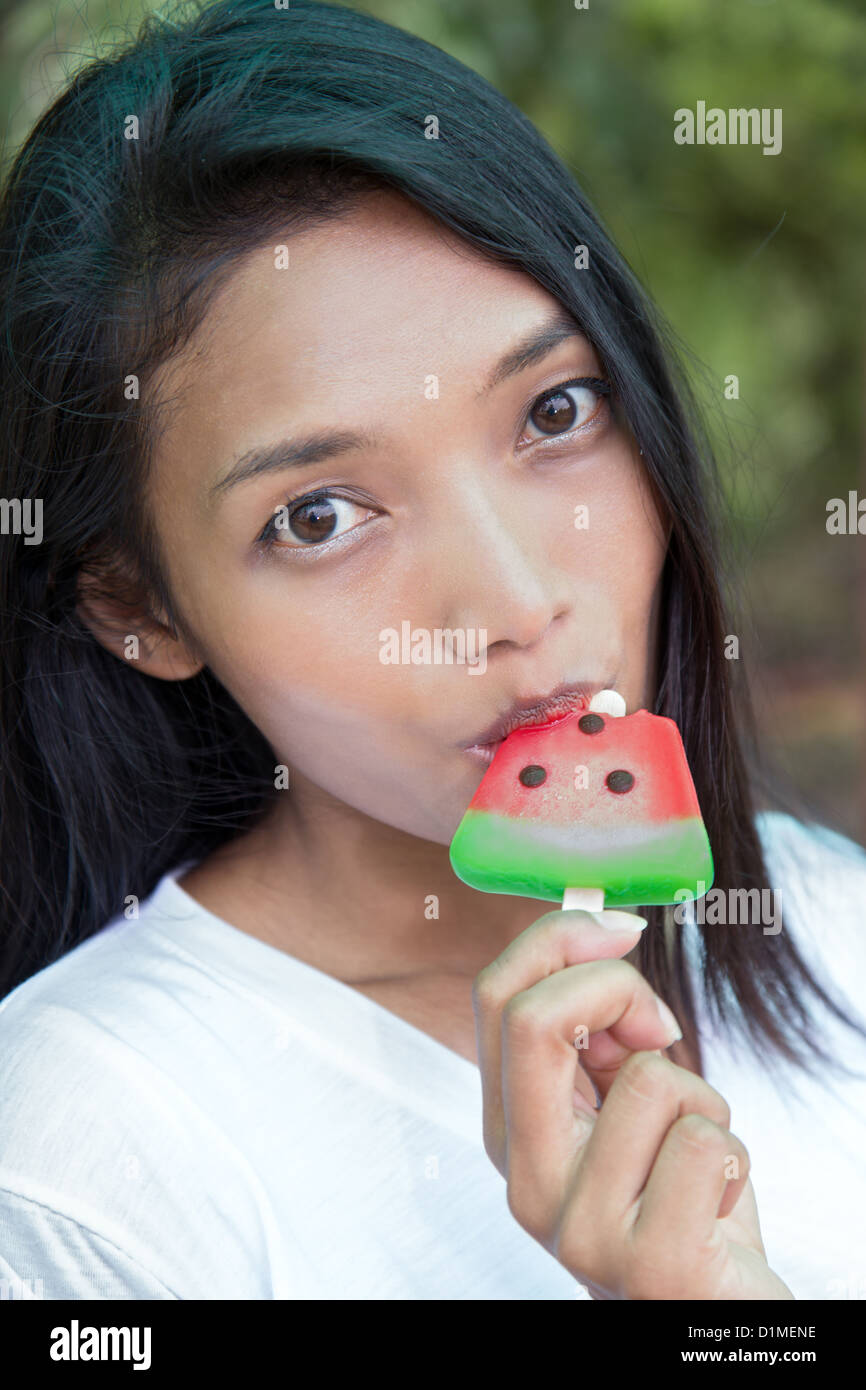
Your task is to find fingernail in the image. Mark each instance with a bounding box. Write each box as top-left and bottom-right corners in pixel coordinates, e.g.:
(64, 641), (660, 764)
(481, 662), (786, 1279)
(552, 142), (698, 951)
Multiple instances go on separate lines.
(655, 996), (683, 1043)
(591, 910), (648, 933)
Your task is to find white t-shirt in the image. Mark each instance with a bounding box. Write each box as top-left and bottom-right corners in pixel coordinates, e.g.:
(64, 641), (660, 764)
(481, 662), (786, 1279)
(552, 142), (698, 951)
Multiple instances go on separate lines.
(1, 810), (865, 1301)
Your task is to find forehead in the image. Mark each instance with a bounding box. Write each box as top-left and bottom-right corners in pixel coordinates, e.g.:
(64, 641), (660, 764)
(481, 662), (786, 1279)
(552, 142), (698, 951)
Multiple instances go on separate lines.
(144, 190), (601, 539)
(157, 190), (563, 407)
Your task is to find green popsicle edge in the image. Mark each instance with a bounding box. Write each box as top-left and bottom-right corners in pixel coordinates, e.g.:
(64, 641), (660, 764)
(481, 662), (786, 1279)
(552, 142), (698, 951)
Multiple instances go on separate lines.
(449, 808), (714, 907)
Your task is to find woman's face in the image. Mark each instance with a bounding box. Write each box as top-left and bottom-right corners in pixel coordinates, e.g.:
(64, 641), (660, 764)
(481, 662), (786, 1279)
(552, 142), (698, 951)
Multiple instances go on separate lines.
(142, 190), (668, 844)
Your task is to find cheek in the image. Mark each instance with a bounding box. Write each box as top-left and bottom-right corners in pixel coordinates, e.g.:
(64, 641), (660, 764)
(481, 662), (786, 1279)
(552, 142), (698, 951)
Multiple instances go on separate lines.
(531, 443), (665, 618)
(203, 596), (388, 711)
(612, 471), (669, 673)
(177, 552), (420, 748)
(198, 621), (458, 840)
(582, 456), (668, 592)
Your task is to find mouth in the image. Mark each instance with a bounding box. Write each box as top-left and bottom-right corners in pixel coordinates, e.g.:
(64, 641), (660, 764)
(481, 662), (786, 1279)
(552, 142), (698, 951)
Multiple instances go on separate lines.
(462, 680), (615, 764)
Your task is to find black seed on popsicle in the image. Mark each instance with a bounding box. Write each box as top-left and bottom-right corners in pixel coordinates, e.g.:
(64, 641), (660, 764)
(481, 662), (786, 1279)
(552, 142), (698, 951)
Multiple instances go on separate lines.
(578, 713), (605, 734)
(518, 764), (547, 787)
(606, 769), (634, 793)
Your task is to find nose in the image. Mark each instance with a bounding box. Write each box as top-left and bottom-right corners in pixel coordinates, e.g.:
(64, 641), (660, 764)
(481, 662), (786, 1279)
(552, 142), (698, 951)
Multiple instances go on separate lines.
(440, 482), (573, 651)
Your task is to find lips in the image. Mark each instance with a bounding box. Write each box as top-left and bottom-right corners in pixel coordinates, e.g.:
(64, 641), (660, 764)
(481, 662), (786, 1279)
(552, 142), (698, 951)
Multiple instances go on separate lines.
(463, 681), (611, 759)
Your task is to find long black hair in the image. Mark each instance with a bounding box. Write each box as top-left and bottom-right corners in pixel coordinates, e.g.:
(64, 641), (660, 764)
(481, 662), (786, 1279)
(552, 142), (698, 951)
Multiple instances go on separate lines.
(1, 0), (864, 1083)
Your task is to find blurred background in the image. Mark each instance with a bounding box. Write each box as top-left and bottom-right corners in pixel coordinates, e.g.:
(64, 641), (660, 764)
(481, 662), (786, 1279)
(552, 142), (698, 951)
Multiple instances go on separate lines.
(2, 0), (864, 843)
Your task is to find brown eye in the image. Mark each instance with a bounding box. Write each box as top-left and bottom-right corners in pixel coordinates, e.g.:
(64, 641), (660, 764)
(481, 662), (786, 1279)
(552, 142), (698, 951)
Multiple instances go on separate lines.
(263, 493), (378, 549)
(286, 496), (339, 543)
(526, 380), (609, 438)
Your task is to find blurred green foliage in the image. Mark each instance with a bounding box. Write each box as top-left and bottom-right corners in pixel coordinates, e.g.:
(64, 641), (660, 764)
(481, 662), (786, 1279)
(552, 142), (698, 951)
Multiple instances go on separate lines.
(1, 0), (864, 836)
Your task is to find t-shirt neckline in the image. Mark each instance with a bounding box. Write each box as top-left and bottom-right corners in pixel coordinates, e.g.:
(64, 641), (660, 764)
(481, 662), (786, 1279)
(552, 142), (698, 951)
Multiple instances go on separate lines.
(148, 864), (482, 1094)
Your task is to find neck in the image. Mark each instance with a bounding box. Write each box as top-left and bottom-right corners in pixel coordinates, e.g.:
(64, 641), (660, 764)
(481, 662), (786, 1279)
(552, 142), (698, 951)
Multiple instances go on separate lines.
(186, 768), (549, 983)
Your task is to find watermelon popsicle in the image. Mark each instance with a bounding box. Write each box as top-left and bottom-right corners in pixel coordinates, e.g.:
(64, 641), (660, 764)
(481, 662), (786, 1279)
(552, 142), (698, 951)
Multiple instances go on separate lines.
(449, 690), (713, 910)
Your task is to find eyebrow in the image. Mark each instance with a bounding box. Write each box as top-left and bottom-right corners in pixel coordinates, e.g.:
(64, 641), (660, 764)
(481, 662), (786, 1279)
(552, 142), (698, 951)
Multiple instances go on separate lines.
(208, 309), (586, 502)
(476, 309), (585, 397)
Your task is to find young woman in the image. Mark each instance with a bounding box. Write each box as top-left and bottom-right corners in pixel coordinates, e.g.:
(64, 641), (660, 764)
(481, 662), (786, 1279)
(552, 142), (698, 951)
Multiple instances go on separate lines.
(1, 0), (864, 1302)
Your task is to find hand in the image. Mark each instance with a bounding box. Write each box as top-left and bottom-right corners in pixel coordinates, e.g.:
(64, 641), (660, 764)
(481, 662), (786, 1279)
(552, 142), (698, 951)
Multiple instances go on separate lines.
(472, 908), (795, 1300)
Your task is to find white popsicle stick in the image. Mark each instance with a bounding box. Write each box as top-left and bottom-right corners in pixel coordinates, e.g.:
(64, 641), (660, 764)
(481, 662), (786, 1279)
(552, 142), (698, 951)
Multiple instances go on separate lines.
(561, 887), (605, 913)
(588, 688), (627, 717)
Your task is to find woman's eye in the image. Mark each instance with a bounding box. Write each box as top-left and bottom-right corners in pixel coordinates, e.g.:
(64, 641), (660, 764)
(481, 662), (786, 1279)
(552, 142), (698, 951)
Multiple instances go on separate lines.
(256, 376), (611, 553)
(523, 377), (611, 440)
(259, 493), (377, 550)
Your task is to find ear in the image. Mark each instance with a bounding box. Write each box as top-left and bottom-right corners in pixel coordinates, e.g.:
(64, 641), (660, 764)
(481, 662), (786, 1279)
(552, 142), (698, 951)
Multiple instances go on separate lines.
(76, 558), (205, 682)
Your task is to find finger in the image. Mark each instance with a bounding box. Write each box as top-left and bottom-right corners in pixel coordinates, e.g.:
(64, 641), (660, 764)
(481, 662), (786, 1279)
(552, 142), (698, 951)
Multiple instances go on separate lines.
(632, 1116), (751, 1265)
(497, 959), (682, 1226)
(578, 1022), (675, 1096)
(579, 1006), (687, 1108)
(564, 1051), (733, 1230)
(473, 908), (648, 1167)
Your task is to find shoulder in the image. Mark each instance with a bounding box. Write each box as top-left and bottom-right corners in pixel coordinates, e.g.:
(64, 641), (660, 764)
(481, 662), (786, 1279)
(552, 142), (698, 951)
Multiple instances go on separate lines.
(757, 807), (866, 876)
(0, 864), (238, 1059)
(0, 881), (209, 1111)
(0, 1191), (179, 1300)
(754, 808), (866, 995)
(756, 808), (866, 911)
(0, 876), (274, 1298)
